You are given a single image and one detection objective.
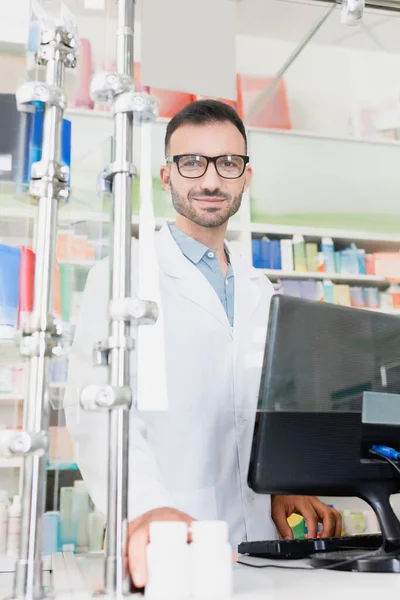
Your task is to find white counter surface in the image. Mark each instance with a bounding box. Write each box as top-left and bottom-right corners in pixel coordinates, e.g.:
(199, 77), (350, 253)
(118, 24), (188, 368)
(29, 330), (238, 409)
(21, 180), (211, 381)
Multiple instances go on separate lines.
(1, 555), (400, 599)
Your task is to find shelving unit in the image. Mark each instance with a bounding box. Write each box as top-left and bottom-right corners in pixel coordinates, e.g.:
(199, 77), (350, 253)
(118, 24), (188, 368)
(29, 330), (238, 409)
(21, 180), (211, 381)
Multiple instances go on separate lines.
(262, 269), (390, 287)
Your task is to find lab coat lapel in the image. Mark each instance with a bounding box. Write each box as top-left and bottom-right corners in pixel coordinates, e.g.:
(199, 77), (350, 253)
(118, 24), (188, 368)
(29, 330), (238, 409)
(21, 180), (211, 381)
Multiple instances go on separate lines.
(156, 225), (231, 330)
(230, 249), (264, 363)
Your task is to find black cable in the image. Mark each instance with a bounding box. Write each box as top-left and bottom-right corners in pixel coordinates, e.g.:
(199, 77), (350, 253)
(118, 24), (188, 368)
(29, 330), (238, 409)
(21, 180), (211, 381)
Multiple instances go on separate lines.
(369, 449), (400, 476)
(238, 548), (400, 571)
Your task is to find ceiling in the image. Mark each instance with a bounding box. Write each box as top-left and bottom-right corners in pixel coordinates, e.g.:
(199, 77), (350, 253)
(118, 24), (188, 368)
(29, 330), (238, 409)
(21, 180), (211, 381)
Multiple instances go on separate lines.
(236, 0), (400, 53)
(57, 0), (400, 54)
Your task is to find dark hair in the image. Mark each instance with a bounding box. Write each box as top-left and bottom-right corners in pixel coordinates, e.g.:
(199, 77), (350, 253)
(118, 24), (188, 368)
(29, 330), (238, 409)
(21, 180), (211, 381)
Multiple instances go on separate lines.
(165, 99), (247, 155)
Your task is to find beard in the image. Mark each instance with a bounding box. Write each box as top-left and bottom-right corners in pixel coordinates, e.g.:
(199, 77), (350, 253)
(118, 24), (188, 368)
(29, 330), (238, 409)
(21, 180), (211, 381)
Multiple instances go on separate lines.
(170, 183), (244, 228)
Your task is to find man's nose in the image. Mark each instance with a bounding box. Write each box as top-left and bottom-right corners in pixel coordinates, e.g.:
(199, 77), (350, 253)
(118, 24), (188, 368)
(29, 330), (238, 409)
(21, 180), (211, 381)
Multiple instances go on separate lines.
(199, 161), (221, 190)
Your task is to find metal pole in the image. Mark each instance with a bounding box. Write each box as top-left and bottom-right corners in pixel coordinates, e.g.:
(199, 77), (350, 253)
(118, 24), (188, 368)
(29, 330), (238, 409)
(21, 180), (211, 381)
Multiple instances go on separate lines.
(2, 26), (77, 600)
(82, 1), (159, 596)
(104, 0), (135, 595)
(246, 3), (337, 122)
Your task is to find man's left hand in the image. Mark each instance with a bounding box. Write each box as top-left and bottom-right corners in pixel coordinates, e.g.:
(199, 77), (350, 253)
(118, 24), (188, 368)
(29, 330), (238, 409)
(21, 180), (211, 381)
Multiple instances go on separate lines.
(271, 495), (342, 539)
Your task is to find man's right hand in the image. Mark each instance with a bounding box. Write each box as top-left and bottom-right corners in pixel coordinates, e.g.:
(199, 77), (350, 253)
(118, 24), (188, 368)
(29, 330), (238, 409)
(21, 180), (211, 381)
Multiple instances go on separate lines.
(128, 507), (194, 589)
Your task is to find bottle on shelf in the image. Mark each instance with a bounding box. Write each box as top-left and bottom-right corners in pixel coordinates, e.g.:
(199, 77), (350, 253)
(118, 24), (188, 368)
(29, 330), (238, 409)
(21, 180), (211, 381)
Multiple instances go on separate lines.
(6, 495), (21, 557)
(321, 237), (335, 273)
(0, 490), (8, 556)
(73, 480), (90, 554)
(88, 508), (105, 552)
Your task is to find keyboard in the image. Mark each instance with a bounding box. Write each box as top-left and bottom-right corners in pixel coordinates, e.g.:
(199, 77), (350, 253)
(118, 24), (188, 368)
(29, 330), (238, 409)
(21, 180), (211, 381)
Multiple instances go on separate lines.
(238, 534), (382, 560)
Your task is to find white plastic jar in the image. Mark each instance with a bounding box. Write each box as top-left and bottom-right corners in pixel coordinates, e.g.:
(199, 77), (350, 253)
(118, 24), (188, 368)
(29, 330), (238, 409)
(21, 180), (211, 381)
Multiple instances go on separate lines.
(145, 521), (190, 600)
(191, 521), (232, 600)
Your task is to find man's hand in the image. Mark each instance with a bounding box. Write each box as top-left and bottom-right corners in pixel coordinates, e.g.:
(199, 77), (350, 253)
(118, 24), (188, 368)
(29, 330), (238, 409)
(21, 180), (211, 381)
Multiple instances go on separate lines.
(271, 495), (342, 539)
(128, 507), (193, 588)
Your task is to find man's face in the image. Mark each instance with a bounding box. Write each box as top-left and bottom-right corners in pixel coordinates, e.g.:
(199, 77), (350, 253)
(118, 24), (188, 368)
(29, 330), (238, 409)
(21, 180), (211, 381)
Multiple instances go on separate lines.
(160, 122), (252, 228)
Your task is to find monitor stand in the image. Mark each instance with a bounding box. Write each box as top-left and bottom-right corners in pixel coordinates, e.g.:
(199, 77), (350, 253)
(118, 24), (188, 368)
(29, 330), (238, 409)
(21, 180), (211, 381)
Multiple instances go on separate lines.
(311, 483), (400, 572)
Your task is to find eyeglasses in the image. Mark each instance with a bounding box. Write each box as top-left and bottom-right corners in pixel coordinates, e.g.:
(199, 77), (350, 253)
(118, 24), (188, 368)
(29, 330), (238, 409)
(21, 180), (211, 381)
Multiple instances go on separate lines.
(166, 154), (250, 179)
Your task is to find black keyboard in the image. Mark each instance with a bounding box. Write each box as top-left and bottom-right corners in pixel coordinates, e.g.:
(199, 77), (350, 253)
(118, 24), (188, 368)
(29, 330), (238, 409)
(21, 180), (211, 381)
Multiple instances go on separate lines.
(238, 534), (382, 560)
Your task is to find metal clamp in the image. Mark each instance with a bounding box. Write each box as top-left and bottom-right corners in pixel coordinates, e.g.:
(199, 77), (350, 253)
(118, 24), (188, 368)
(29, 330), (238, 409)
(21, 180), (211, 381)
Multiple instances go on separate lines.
(104, 161), (137, 180)
(30, 160), (70, 203)
(93, 333), (135, 366)
(113, 90), (158, 123)
(19, 315), (63, 358)
(16, 81), (67, 111)
(20, 332), (61, 358)
(97, 168), (113, 198)
(21, 313), (62, 337)
(109, 298), (159, 325)
(90, 71), (134, 106)
(37, 26), (78, 68)
(0, 430), (47, 458)
(80, 384), (132, 411)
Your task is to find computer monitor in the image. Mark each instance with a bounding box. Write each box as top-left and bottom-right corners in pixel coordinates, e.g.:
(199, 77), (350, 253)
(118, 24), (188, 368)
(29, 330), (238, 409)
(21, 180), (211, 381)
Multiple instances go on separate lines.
(248, 294), (400, 572)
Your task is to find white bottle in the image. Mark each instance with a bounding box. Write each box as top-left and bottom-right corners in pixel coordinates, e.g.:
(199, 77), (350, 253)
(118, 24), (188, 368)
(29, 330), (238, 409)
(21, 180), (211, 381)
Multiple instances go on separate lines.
(88, 509), (105, 552)
(73, 481), (89, 553)
(6, 496), (21, 557)
(0, 490), (8, 555)
(145, 522), (190, 600)
(191, 521), (232, 600)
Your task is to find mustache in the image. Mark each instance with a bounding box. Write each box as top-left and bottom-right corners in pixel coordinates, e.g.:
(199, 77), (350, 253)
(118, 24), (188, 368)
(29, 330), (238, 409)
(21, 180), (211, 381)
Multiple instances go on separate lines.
(189, 189), (231, 201)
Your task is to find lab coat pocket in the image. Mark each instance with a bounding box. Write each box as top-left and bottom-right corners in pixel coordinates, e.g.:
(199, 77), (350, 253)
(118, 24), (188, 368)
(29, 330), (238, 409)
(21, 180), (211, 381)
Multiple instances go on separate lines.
(173, 486), (218, 521)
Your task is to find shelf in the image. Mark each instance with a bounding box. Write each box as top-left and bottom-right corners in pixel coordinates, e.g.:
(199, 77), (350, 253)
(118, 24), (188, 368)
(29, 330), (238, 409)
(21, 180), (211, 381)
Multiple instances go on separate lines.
(58, 259), (97, 267)
(251, 223), (400, 245)
(262, 269), (389, 288)
(0, 458), (79, 470)
(1, 206), (110, 224)
(0, 394), (23, 403)
(0, 458), (22, 468)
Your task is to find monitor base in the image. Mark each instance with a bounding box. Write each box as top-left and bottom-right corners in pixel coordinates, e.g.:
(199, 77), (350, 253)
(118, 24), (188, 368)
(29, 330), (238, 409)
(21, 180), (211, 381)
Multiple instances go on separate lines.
(310, 549), (400, 572)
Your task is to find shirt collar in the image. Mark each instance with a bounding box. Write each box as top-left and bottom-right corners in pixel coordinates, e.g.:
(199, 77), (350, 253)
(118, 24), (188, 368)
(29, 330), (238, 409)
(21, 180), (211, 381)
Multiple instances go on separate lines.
(168, 223), (211, 265)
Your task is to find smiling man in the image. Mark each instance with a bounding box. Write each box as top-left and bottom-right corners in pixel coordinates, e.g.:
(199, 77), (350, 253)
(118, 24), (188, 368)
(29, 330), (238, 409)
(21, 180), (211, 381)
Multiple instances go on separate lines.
(65, 99), (341, 588)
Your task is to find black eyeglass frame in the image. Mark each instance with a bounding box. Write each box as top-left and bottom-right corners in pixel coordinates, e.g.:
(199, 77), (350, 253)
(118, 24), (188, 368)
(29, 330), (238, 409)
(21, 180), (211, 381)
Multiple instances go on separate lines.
(166, 154), (250, 179)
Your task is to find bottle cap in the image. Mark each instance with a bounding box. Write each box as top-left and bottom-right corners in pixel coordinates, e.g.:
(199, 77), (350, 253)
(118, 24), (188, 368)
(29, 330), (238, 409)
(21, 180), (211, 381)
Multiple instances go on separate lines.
(149, 521), (188, 544)
(191, 520), (229, 543)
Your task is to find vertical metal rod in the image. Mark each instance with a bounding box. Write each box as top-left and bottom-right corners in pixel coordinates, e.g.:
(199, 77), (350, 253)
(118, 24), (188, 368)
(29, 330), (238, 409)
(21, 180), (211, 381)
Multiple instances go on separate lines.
(104, 0), (135, 595)
(13, 40), (66, 600)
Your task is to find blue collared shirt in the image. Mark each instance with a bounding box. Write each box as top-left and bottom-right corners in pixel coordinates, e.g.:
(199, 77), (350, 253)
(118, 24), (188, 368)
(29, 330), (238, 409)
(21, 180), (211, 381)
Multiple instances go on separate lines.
(169, 224), (234, 326)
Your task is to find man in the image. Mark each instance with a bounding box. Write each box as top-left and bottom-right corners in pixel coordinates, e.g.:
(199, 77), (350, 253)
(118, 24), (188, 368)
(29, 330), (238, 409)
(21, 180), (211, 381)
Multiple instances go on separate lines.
(65, 100), (341, 587)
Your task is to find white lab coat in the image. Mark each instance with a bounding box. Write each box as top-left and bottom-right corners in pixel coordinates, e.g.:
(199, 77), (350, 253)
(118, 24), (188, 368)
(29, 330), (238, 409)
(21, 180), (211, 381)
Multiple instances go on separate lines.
(64, 224), (276, 548)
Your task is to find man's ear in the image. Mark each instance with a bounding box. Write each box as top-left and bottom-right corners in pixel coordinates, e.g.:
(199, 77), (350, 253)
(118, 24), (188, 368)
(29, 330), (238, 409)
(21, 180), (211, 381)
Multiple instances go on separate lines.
(243, 165), (253, 193)
(160, 165), (171, 192)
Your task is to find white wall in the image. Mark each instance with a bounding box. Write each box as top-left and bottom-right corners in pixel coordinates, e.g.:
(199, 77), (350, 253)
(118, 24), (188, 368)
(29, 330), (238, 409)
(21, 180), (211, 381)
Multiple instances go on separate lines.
(75, 19), (400, 136)
(236, 33), (400, 136)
